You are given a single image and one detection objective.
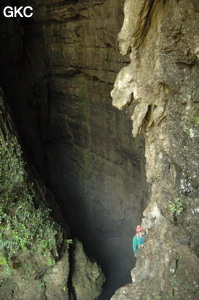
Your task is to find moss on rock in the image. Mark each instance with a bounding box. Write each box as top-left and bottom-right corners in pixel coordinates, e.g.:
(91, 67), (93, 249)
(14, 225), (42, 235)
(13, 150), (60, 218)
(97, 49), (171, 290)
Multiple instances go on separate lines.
(0, 89), (69, 299)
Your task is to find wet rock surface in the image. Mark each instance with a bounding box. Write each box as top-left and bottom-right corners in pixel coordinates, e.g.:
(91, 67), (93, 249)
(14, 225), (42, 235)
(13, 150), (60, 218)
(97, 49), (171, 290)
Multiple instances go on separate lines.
(111, 0), (199, 299)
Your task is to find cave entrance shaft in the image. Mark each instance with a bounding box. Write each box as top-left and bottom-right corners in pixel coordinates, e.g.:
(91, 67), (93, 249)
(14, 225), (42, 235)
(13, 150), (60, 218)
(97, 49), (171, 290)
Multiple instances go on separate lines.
(45, 75), (148, 299)
(0, 0), (149, 298)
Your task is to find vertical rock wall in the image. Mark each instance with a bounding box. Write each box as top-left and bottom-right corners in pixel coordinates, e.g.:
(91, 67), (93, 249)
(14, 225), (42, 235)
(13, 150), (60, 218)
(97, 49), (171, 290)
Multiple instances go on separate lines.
(0, 0), (149, 298)
(111, 0), (199, 299)
(0, 88), (105, 300)
(0, 89), (70, 300)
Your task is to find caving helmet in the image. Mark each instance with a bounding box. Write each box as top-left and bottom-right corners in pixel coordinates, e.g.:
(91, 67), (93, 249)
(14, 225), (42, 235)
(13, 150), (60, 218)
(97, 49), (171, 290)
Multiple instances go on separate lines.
(136, 225), (142, 233)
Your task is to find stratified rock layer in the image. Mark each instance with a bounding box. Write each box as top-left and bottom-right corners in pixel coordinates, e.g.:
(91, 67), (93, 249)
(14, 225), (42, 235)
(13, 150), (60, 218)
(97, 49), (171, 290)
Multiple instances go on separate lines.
(111, 0), (199, 299)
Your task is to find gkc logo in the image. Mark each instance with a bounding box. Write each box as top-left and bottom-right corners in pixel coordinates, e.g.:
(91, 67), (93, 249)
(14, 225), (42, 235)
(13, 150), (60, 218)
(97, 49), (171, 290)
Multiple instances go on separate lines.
(3, 6), (33, 18)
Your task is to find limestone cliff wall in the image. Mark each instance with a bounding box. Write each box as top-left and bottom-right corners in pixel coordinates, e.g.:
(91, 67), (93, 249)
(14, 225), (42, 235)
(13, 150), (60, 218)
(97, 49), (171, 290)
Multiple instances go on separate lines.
(0, 89), (70, 300)
(2, 0), (198, 299)
(0, 1), (149, 298)
(111, 0), (199, 299)
(0, 89), (105, 300)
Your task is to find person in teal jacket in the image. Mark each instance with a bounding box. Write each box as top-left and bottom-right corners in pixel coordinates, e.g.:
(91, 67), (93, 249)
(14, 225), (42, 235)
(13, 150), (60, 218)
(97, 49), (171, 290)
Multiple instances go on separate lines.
(132, 225), (145, 257)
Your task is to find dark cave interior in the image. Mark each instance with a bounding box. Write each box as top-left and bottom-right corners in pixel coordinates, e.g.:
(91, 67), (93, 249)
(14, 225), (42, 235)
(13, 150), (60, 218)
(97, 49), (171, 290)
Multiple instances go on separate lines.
(0, 1), (148, 299)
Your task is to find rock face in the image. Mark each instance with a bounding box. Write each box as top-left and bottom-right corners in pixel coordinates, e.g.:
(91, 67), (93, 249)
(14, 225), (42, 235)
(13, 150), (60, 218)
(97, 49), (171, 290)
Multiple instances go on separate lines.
(2, 0), (198, 299)
(71, 239), (105, 300)
(0, 0), (148, 298)
(0, 88), (104, 300)
(111, 0), (199, 299)
(0, 88), (69, 300)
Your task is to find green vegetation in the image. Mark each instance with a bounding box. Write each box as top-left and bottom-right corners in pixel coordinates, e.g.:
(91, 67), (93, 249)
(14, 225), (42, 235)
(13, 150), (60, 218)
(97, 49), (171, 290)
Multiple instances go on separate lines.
(194, 116), (199, 125)
(170, 288), (174, 298)
(0, 135), (59, 283)
(37, 280), (46, 290)
(169, 198), (184, 216)
(65, 239), (73, 249)
(62, 285), (68, 291)
(0, 138), (24, 194)
(0, 201), (58, 257)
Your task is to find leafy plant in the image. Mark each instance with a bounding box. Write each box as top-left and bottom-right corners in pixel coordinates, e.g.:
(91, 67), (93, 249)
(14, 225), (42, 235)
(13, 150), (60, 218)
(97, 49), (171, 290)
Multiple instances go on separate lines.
(61, 285), (68, 292)
(169, 198), (184, 216)
(0, 138), (24, 196)
(65, 239), (73, 249)
(194, 116), (199, 125)
(0, 133), (60, 283)
(0, 254), (7, 266)
(37, 280), (46, 290)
